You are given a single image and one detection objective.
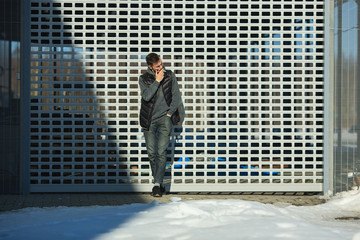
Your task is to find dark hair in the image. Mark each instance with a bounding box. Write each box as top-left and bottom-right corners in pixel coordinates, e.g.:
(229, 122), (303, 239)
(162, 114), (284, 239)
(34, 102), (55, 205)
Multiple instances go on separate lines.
(146, 53), (160, 66)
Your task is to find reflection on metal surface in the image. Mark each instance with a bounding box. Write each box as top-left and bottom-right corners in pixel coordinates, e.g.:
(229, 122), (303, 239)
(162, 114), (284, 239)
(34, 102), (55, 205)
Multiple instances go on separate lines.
(333, 0), (360, 193)
(0, 0), (21, 193)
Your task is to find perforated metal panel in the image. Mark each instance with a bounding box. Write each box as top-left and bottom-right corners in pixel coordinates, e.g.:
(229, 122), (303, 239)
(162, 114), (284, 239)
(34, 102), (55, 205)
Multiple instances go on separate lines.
(27, 0), (325, 192)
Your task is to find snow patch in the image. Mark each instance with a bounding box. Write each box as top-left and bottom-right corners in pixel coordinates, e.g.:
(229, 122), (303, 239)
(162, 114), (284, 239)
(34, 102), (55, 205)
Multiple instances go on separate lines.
(170, 197), (182, 202)
(0, 191), (359, 240)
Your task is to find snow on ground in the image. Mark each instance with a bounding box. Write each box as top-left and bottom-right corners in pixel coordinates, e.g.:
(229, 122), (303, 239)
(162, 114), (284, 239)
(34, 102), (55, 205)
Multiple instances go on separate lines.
(0, 190), (359, 240)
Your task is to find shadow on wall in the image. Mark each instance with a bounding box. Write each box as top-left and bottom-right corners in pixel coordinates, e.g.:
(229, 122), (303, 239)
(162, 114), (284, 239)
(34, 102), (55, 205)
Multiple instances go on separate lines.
(24, 0), (163, 234)
(27, 1), (158, 194)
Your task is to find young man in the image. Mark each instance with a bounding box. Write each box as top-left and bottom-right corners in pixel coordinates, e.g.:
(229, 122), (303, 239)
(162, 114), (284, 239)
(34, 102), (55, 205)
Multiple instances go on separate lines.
(139, 53), (182, 197)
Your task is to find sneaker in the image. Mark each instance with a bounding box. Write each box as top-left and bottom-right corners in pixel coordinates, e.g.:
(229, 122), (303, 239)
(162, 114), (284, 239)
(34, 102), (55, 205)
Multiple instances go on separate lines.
(160, 185), (166, 195)
(152, 186), (162, 197)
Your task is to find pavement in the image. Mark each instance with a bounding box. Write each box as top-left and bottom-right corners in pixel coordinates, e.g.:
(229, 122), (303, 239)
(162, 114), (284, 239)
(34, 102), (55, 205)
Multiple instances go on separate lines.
(0, 192), (326, 212)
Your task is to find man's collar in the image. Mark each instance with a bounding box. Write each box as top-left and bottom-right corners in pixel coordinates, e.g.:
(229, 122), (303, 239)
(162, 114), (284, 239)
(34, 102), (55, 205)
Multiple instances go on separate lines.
(147, 67), (155, 76)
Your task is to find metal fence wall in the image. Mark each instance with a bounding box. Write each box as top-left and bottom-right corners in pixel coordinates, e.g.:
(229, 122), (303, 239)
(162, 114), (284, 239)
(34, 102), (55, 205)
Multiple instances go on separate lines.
(27, 0), (325, 192)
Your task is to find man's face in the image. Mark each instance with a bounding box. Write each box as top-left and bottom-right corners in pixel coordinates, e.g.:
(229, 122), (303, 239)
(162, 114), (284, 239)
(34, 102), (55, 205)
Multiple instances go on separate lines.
(149, 59), (163, 73)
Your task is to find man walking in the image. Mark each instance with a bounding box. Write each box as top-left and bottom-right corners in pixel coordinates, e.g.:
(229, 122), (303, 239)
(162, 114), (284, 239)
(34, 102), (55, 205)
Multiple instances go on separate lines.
(139, 53), (182, 197)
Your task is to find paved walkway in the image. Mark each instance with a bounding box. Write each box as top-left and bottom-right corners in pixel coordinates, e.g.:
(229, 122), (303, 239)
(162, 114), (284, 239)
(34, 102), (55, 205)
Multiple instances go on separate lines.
(0, 192), (325, 212)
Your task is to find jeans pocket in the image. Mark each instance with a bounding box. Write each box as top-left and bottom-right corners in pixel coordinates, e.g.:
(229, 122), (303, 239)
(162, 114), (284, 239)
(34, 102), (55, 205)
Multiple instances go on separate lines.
(166, 116), (173, 128)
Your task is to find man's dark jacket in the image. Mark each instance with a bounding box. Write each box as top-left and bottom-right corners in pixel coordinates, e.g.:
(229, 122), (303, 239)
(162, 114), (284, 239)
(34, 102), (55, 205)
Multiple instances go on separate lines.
(139, 69), (180, 130)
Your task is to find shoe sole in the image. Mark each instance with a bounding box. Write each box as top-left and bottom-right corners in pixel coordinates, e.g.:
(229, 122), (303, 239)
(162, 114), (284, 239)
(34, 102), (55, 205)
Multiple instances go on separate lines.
(151, 192), (162, 197)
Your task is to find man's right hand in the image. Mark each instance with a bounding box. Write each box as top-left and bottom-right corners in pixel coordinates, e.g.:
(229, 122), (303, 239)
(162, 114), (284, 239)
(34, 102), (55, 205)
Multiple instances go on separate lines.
(155, 69), (164, 82)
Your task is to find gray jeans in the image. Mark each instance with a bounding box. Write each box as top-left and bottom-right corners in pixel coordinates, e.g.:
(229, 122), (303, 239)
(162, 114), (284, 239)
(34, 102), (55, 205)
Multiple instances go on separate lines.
(143, 115), (172, 184)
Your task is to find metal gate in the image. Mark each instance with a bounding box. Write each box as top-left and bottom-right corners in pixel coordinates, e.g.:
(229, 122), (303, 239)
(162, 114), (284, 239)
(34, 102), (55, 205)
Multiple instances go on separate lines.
(27, 0), (325, 192)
